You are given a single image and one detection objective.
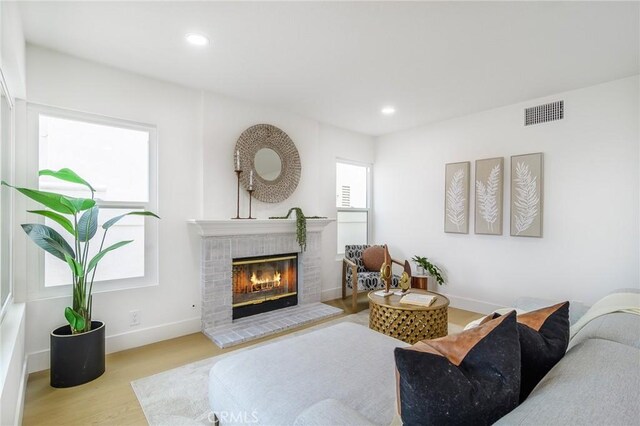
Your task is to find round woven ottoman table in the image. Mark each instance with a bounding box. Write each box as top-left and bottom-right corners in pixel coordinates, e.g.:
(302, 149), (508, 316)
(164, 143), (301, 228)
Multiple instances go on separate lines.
(368, 289), (449, 344)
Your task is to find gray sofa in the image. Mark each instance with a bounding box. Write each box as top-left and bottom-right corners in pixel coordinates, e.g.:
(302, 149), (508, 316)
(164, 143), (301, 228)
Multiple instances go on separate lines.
(496, 311), (640, 425)
(209, 309), (640, 425)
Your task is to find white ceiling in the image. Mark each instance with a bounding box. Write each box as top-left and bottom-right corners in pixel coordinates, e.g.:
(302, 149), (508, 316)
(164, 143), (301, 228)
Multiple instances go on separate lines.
(18, 1), (639, 136)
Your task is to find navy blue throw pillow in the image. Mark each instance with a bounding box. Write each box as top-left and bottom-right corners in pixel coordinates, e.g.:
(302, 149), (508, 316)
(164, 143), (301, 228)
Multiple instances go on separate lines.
(509, 301), (570, 402)
(394, 311), (521, 426)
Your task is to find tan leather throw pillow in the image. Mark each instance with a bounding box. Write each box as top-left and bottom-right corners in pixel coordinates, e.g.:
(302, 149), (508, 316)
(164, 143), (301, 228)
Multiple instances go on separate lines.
(362, 245), (385, 271)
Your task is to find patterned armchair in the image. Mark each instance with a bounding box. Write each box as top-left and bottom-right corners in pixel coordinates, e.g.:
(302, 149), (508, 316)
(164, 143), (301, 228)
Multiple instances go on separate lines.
(342, 244), (401, 312)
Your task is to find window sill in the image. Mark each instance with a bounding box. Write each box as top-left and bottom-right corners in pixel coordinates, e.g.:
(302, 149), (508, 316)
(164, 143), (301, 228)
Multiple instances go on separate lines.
(28, 280), (159, 302)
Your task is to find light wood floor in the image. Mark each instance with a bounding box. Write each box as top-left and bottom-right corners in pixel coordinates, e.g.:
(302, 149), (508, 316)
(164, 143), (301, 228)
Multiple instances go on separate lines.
(23, 296), (483, 425)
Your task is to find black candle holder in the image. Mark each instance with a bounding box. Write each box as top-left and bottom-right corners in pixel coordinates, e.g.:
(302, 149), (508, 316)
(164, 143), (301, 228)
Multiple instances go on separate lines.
(232, 170), (242, 219)
(247, 188), (256, 219)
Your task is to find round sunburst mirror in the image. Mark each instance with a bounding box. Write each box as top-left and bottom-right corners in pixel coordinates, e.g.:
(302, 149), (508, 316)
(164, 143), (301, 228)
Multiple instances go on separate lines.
(235, 124), (301, 203)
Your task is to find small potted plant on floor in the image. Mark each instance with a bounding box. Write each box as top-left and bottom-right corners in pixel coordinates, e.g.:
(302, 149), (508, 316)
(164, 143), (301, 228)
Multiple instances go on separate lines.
(411, 255), (446, 287)
(2, 168), (159, 387)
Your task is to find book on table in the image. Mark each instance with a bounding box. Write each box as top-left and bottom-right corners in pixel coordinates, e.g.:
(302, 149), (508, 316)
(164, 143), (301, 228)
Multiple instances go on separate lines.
(400, 293), (437, 307)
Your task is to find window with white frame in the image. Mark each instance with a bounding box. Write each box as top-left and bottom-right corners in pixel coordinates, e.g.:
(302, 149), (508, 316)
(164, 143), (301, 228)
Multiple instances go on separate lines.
(32, 107), (158, 289)
(0, 77), (13, 318)
(336, 161), (370, 254)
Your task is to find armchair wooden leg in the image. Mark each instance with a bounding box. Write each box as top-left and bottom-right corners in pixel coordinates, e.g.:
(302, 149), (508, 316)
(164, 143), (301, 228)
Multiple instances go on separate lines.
(351, 265), (358, 312)
(352, 286), (358, 312)
(341, 263), (346, 300)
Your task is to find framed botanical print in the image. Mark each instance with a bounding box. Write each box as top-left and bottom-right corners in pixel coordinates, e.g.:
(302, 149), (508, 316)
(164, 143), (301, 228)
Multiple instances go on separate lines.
(510, 153), (543, 237)
(444, 161), (470, 234)
(475, 157), (504, 235)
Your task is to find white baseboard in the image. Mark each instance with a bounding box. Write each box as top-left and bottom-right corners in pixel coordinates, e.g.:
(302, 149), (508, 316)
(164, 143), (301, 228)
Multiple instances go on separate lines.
(321, 287), (342, 302)
(321, 286), (501, 315)
(443, 292), (503, 315)
(27, 316), (201, 373)
(106, 316), (201, 353)
(15, 358), (28, 426)
(26, 349), (48, 375)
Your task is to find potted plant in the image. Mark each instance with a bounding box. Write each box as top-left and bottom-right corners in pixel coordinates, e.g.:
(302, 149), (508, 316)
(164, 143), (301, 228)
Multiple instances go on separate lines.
(269, 207), (326, 251)
(2, 168), (159, 387)
(411, 255), (446, 286)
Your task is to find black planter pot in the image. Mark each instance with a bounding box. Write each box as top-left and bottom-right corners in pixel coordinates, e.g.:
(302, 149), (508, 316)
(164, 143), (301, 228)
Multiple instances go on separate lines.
(50, 320), (105, 388)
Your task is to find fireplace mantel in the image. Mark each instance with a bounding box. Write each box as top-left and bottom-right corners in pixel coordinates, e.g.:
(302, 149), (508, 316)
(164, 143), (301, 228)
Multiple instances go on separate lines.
(188, 218), (334, 237)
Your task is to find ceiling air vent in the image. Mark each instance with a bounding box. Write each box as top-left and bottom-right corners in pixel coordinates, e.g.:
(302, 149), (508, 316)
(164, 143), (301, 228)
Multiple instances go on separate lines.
(524, 100), (564, 126)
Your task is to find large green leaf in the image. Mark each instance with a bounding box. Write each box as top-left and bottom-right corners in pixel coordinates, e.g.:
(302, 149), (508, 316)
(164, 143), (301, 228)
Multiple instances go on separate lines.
(39, 168), (95, 195)
(87, 240), (133, 273)
(64, 253), (84, 278)
(27, 210), (75, 235)
(2, 181), (74, 214)
(64, 307), (86, 332)
(1, 181), (95, 214)
(21, 224), (75, 261)
(77, 206), (99, 242)
(60, 196), (96, 213)
(102, 210), (160, 230)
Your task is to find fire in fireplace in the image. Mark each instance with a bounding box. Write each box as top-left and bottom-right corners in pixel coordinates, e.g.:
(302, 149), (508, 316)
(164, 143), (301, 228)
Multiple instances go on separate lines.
(232, 253), (298, 319)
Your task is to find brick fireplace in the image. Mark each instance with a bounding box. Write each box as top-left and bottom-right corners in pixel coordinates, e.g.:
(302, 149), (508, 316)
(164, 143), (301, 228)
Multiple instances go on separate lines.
(189, 219), (335, 343)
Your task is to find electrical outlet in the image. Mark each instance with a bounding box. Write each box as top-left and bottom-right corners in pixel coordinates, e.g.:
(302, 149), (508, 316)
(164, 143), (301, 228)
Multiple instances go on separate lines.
(129, 310), (141, 327)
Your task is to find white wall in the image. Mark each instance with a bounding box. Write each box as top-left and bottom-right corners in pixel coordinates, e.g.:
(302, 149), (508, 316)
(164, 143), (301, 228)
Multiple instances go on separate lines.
(22, 45), (376, 371)
(1, 1), (25, 100)
(24, 45), (204, 371)
(374, 76), (639, 313)
(0, 2), (26, 425)
(201, 92), (321, 218)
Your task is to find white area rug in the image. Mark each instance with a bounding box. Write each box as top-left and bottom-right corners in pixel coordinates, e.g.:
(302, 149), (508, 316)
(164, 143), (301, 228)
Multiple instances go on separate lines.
(132, 311), (463, 425)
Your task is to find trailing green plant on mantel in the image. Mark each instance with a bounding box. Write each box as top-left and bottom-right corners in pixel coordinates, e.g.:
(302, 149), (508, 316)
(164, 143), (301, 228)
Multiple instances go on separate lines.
(269, 207), (326, 251)
(2, 168), (159, 334)
(411, 255), (446, 285)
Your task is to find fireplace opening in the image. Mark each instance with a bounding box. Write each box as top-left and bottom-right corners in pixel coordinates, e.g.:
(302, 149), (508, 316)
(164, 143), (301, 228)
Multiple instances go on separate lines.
(232, 253), (298, 320)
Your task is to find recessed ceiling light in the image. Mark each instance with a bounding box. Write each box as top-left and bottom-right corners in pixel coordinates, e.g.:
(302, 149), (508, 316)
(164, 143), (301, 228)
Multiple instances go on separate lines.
(381, 106), (396, 115)
(185, 33), (210, 46)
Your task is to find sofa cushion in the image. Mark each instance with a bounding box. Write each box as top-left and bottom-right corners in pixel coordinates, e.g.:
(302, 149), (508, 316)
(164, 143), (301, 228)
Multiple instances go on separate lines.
(496, 338), (640, 425)
(209, 322), (409, 426)
(513, 301), (570, 402)
(394, 311), (520, 426)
